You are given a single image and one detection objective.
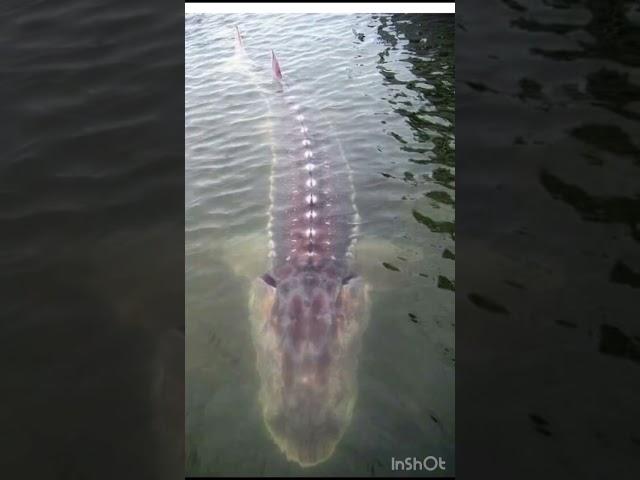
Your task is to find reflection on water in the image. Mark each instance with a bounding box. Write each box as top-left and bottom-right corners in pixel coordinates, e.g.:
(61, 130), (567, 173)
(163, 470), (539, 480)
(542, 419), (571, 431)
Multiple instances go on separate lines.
(2, 2), (184, 478)
(186, 13), (454, 476)
(457, 0), (639, 477)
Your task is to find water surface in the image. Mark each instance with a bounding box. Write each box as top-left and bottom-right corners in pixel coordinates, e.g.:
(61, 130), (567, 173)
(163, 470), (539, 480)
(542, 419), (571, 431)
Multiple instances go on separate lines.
(1, 2), (184, 478)
(185, 13), (455, 476)
(456, 0), (640, 477)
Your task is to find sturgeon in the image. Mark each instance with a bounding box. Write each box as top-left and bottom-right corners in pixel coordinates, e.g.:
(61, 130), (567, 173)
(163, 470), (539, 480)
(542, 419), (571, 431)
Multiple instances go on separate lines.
(235, 29), (371, 466)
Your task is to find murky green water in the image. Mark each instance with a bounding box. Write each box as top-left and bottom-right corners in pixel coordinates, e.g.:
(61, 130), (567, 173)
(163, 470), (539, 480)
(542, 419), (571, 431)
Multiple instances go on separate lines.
(185, 13), (455, 477)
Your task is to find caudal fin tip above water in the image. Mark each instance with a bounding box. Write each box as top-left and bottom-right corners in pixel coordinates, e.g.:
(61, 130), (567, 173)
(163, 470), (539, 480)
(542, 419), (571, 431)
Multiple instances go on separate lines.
(234, 25), (244, 49)
(271, 49), (283, 81)
(232, 27), (282, 81)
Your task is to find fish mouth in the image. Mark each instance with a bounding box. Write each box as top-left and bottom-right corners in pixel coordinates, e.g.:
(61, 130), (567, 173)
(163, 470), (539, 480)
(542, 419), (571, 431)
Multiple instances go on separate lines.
(263, 384), (354, 467)
(258, 349), (357, 467)
(247, 330), (357, 466)
(248, 272), (371, 467)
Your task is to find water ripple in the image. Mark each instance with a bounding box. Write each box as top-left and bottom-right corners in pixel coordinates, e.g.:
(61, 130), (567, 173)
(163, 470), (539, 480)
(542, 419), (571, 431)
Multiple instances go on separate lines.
(186, 12), (454, 477)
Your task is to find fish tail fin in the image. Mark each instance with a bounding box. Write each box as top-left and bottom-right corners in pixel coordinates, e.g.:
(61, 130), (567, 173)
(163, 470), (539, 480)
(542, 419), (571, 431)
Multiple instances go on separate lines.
(234, 25), (244, 50)
(271, 49), (283, 80)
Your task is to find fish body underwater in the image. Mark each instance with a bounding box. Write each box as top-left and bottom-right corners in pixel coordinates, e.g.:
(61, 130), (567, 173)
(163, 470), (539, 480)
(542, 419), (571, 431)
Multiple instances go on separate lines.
(234, 27), (371, 467)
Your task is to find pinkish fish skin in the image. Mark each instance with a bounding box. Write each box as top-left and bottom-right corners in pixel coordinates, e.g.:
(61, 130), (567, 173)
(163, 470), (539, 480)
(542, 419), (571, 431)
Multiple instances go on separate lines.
(271, 50), (283, 80)
(236, 34), (368, 468)
(235, 25), (244, 48)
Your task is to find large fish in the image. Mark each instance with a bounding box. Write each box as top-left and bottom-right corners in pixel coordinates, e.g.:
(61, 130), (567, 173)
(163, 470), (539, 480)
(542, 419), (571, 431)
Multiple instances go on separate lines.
(232, 28), (371, 466)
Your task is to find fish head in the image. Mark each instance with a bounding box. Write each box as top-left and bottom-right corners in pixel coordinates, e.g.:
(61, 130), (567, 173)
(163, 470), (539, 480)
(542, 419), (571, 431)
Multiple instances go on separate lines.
(249, 265), (370, 466)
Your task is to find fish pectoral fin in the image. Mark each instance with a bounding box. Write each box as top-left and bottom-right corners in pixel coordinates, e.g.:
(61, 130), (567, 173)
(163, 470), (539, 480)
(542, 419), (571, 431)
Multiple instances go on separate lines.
(352, 238), (425, 291)
(222, 232), (271, 279)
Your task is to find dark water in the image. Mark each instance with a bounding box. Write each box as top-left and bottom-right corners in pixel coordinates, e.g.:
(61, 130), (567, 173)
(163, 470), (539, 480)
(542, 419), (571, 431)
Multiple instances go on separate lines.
(456, 0), (640, 478)
(0, 1), (184, 478)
